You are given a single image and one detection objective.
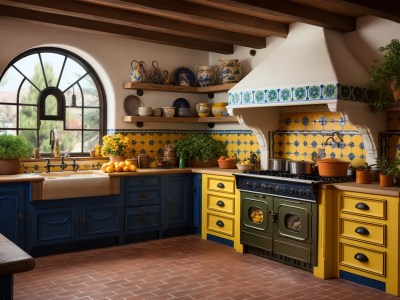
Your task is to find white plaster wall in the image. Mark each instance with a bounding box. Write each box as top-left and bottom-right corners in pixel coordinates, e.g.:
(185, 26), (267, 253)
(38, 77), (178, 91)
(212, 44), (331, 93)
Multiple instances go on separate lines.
(0, 18), (209, 130)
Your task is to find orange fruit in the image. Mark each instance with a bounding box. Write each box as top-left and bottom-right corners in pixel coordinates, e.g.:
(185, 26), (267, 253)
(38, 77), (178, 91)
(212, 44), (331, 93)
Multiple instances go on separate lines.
(119, 161), (126, 168)
(106, 166), (115, 173)
(129, 165), (137, 172)
(115, 165), (123, 172)
(100, 164), (108, 172)
(125, 160), (132, 167)
(123, 166), (130, 172)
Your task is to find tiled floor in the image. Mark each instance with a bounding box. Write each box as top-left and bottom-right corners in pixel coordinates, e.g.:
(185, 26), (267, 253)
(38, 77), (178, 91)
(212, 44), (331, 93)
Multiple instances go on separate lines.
(14, 235), (399, 300)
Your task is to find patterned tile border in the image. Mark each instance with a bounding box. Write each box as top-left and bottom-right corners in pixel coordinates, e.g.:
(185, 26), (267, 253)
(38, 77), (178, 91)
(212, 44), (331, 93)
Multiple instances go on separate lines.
(228, 83), (368, 106)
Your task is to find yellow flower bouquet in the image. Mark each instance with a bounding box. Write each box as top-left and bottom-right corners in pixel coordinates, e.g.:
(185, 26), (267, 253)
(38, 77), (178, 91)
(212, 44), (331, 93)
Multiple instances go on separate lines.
(101, 133), (133, 158)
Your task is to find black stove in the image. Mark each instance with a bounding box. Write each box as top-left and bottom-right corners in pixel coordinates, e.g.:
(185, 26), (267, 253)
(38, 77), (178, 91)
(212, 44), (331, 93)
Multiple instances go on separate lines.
(234, 170), (354, 202)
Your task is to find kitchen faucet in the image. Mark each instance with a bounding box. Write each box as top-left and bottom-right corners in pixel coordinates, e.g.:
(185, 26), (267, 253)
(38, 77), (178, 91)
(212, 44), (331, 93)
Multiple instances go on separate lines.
(49, 129), (56, 156)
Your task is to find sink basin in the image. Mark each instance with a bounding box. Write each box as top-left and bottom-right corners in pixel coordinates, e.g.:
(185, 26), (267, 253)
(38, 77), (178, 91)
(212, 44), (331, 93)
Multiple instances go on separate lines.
(33, 171), (120, 200)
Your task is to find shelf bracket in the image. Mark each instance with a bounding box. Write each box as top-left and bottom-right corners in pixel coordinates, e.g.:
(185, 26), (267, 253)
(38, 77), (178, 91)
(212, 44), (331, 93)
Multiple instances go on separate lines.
(137, 89), (144, 96)
(136, 121), (144, 128)
(208, 93), (214, 99)
(208, 123), (215, 128)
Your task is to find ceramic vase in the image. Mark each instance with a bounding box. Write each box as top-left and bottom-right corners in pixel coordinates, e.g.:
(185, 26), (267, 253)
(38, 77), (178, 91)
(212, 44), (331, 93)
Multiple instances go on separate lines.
(150, 61), (164, 84)
(196, 66), (217, 87)
(211, 102), (228, 117)
(196, 103), (210, 118)
(109, 155), (126, 163)
(219, 59), (242, 84)
(355, 170), (372, 184)
(130, 60), (146, 82)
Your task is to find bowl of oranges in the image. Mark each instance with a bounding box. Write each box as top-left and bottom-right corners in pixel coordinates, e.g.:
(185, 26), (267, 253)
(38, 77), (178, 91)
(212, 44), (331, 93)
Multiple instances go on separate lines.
(101, 159), (138, 173)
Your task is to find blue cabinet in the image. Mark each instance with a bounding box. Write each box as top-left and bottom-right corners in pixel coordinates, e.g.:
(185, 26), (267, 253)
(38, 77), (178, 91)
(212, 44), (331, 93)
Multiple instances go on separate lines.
(193, 173), (202, 234)
(161, 174), (193, 237)
(28, 194), (122, 254)
(0, 182), (30, 249)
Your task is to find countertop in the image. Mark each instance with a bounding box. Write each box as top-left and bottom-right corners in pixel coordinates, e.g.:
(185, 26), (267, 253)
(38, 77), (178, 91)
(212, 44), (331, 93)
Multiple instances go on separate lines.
(0, 234), (35, 276)
(322, 181), (400, 197)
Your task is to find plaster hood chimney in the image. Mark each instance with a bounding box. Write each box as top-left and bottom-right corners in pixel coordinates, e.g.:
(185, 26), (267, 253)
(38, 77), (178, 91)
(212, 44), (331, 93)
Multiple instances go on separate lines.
(227, 22), (385, 169)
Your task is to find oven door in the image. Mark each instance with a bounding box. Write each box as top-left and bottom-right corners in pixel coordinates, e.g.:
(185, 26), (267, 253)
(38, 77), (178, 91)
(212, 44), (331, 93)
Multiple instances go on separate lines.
(273, 197), (315, 264)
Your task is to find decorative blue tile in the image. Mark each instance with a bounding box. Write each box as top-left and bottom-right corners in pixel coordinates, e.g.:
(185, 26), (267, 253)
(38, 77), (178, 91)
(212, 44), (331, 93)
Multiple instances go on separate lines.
(267, 90), (278, 102)
(339, 84), (351, 99)
(308, 85), (321, 100)
(280, 88), (292, 101)
(294, 87), (307, 100)
(302, 116), (309, 126)
(254, 90), (264, 103)
(348, 153), (355, 160)
(243, 91), (253, 104)
(319, 116), (327, 126)
(322, 84), (337, 99)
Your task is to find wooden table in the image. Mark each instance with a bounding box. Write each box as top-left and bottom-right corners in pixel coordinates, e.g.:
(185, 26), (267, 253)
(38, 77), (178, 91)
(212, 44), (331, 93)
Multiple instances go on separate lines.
(0, 234), (35, 300)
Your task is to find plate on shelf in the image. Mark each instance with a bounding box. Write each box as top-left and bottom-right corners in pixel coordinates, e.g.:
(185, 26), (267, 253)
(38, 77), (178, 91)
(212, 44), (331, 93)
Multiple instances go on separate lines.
(124, 95), (141, 116)
(174, 67), (196, 87)
(173, 98), (190, 109)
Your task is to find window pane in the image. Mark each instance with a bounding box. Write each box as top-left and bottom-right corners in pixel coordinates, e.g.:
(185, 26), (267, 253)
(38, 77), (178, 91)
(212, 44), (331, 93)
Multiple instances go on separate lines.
(84, 131), (99, 152)
(19, 105), (37, 128)
(44, 95), (59, 116)
(0, 67), (23, 104)
(65, 107), (82, 129)
(40, 53), (64, 87)
(39, 120), (63, 153)
(14, 54), (46, 90)
(19, 80), (39, 105)
(0, 129), (16, 135)
(81, 75), (99, 107)
(0, 104), (17, 128)
(62, 131), (82, 153)
(19, 130), (37, 147)
(59, 58), (86, 92)
(65, 85), (82, 107)
(84, 108), (99, 129)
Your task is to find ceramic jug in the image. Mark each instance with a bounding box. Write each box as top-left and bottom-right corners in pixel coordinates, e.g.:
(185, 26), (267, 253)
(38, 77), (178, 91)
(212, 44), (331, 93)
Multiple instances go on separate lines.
(130, 60), (146, 82)
(137, 154), (150, 168)
(162, 70), (170, 85)
(150, 61), (164, 84)
(219, 59), (242, 84)
(196, 65), (217, 87)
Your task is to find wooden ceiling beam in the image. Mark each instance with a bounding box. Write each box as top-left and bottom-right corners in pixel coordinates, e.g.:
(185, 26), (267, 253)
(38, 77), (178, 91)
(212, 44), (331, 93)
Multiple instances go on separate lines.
(184, 0), (356, 32)
(79, 0), (288, 38)
(0, 0), (266, 48)
(0, 4), (234, 54)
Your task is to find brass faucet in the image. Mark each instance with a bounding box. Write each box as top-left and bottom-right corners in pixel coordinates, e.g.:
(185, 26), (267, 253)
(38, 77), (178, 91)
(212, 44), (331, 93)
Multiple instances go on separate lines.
(49, 129), (56, 156)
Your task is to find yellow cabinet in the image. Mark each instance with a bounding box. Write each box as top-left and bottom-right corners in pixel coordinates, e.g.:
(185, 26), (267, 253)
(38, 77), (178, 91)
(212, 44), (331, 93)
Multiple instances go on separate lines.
(201, 174), (243, 252)
(337, 191), (400, 296)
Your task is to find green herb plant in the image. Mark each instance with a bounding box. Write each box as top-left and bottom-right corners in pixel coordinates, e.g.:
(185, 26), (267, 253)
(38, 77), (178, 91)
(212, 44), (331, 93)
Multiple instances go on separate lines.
(368, 39), (400, 112)
(176, 134), (227, 162)
(0, 134), (34, 159)
(375, 156), (400, 176)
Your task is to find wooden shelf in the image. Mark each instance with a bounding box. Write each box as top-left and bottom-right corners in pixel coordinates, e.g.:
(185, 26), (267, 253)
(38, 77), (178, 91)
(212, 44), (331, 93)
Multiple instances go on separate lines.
(123, 115), (238, 128)
(123, 82), (235, 96)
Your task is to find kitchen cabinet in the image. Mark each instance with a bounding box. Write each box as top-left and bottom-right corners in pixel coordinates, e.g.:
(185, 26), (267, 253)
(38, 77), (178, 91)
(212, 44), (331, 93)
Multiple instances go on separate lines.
(161, 174), (193, 237)
(337, 191), (400, 296)
(201, 174), (243, 252)
(28, 194), (122, 254)
(193, 173), (202, 234)
(0, 182), (30, 249)
(125, 175), (161, 242)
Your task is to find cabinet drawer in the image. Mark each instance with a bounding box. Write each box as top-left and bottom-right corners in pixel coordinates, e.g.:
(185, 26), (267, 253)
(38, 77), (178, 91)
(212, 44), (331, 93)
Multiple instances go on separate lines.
(126, 189), (159, 206)
(125, 205), (160, 232)
(207, 177), (235, 195)
(339, 242), (385, 277)
(126, 176), (159, 188)
(340, 218), (386, 247)
(207, 194), (235, 215)
(206, 213), (234, 237)
(339, 193), (386, 220)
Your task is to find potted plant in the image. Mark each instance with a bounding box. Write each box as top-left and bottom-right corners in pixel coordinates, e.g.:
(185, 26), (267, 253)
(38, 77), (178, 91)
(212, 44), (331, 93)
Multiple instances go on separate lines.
(100, 133), (134, 162)
(0, 134), (34, 175)
(355, 162), (374, 184)
(367, 39), (400, 112)
(176, 134), (227, 167)
(376, 156), (400, 187)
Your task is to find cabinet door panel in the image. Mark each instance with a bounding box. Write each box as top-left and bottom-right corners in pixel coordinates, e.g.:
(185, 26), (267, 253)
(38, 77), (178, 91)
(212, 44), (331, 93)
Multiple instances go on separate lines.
(0, 191), (20, 244)
(126, 189), (159, 206)
(31, 207), (75, 244)
(81, 204), (119, 237)
(126, 205), (160, 232)
(127, 176), (159, 188)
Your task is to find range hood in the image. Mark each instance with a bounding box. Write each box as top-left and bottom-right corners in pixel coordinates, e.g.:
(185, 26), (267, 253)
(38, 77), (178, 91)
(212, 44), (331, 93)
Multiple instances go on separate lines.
(227, 22), (385, 169)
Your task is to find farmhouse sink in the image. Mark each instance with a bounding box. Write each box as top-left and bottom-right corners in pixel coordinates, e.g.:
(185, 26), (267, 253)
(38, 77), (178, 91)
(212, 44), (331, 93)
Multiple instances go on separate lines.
(32, 171), (120, 200)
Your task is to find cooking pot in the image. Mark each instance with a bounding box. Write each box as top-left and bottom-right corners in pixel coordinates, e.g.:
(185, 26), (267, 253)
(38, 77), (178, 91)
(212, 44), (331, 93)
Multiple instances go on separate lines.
(288, 160), (315, 175)
(316, 158), (350, 177)
(269, 158), (290, 172)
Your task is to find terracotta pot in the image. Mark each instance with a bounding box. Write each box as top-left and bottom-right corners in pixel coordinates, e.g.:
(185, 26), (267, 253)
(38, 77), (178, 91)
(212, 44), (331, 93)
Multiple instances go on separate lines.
(0, 159), (21, 175)
(356, 170), (372, 184)
(380, 174), (394, 187)
(316, 158), (350, 177)
(217, 159), (237, 169)
(109, 155), (126, 162)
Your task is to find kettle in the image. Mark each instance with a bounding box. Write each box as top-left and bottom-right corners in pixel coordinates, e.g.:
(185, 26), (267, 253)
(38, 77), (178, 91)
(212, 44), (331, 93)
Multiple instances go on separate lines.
(137, 154), (150, 168)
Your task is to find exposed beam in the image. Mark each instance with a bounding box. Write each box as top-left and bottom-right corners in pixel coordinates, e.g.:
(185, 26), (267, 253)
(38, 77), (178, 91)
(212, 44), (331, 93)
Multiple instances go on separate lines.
(0, 4), (234, 54)
(184, 0), (356, 32)
(0, 0), (266, 48)
(79, 0), (288, 37)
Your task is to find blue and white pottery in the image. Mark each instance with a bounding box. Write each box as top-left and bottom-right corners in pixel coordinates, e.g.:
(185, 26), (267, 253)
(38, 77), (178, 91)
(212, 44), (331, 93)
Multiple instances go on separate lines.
(196, 65), (217, 87)
(130, 60), (146, 82)
(219, 59), (241, 84)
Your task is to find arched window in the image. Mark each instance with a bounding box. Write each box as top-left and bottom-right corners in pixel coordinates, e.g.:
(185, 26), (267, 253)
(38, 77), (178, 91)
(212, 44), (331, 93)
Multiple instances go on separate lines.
(0, 47), (106, 155)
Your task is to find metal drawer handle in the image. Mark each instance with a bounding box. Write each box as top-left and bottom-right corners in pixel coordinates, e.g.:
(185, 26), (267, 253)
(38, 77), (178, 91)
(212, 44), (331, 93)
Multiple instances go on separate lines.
(355, 226), (369, 235)
(354, 253), (369, 262)
(216, 220), (224, 227)
(355, 202), (369, 210)
(217, 182), (225, 189)
(216, 200), (225, 207)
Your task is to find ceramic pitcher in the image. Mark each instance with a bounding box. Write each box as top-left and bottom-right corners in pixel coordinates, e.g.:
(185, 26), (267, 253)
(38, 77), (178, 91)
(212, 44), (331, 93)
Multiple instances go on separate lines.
(130, 60), (146, 82)
(196, 65), (217, 87)
(150, 61), (164, 84)
(137, 154), (150, 168)
(219, 59), (242, 84)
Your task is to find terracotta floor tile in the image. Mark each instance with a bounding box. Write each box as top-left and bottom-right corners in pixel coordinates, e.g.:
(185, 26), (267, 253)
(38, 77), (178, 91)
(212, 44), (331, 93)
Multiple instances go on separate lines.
(13, 235), (400, 300)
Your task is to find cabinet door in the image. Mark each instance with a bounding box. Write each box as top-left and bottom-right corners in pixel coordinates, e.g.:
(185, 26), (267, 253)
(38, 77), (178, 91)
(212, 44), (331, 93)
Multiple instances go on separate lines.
(31, 206), (76, 246)
(193, 174), (202, 233)
(0, 183), (29, 248)
(161, 174), (193, 236)
(126, 205), (160, 233)
(80, 202), (119, 238)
